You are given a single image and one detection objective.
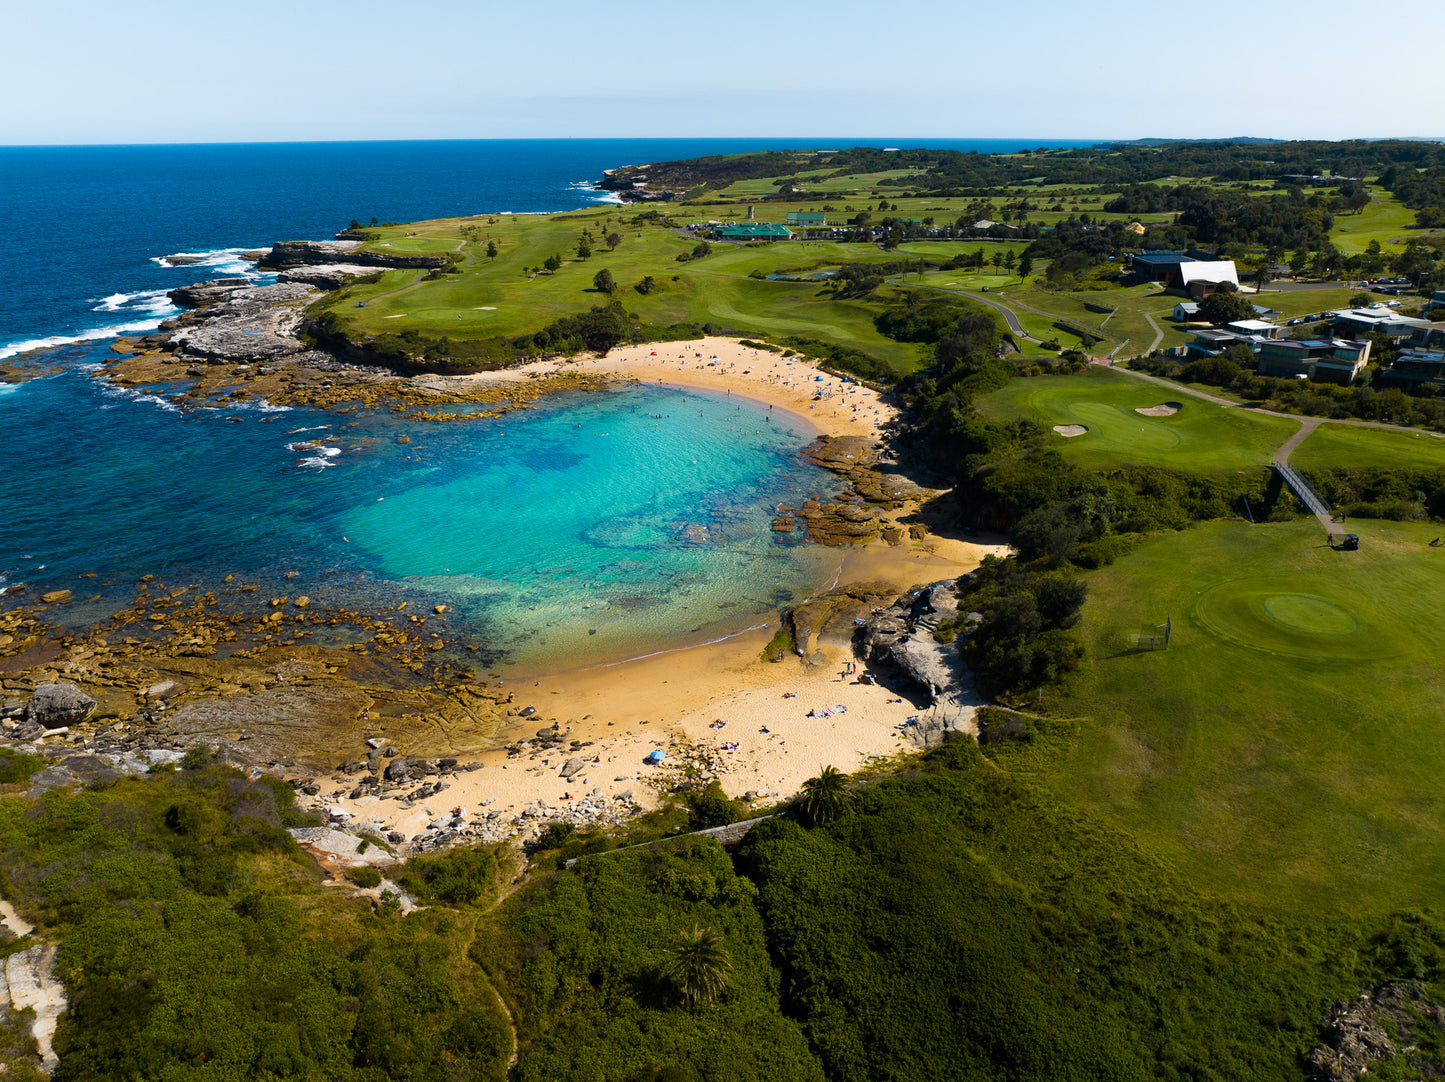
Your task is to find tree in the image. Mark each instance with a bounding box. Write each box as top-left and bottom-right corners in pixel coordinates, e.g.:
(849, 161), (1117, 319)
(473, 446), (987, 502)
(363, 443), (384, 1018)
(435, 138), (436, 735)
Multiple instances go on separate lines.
(486, 240), (498, 260)
(797, 765), (853, 826)
(691, 241), (712, 260)
(662, 926), (731, 1005)
(1017, 253), (1034, 281)
(577, 238), (593, 259)
(592, 268), (616, 295)
(543, 253), (563, 273)
(1349, 291), (1374, 308)
(1198, 288), (1257, 326)
(635, 275), (657, 295)
(1254, 264), (1273, 293)
(991, 252), (1004, 275)
(606, 232), (623, 251)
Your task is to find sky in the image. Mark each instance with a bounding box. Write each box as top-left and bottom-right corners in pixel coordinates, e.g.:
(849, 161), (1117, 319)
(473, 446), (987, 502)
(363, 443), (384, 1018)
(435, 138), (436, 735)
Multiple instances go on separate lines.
(4, 0), (1443, 146)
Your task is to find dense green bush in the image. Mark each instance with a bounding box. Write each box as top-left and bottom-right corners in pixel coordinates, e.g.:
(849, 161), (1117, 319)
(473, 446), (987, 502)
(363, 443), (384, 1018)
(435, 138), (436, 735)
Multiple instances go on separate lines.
(0, 768), (509, 1080)
(481, 844), (821, 1082)
(735, 750), (1376, 1082)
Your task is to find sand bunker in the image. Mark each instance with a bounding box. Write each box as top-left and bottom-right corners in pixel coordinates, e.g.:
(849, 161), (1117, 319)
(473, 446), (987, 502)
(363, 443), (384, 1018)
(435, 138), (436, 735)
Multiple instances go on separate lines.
(473, 306), (497, 310)
(1136, 402), (1182, 417)
(1053, 424), (1088, 437)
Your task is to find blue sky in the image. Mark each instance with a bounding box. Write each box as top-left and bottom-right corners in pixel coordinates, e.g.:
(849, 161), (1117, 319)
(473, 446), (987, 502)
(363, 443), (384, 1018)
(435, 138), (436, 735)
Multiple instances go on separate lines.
(5, 0), (1443, 145)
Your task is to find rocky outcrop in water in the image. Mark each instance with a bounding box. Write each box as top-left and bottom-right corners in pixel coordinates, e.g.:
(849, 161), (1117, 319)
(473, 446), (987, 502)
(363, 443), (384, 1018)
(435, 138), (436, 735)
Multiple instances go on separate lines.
(164, 280), (319, 363)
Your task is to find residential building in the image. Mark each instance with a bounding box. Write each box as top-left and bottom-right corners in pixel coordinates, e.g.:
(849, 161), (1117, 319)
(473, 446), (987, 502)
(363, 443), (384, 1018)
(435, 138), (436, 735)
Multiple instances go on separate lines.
(1330, 307), (1429, 339)
(1255, 338), (1372, 384)
(1378, 348), (1445, 390)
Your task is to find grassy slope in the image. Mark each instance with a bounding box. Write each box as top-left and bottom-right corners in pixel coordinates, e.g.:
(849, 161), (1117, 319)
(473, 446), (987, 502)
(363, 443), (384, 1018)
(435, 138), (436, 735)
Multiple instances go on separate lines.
(1331, 187), (1422, 255)
(1293, 422), (1445, 470)
(976, 366), (1295, 473)
(1050, 516), (1445, 915)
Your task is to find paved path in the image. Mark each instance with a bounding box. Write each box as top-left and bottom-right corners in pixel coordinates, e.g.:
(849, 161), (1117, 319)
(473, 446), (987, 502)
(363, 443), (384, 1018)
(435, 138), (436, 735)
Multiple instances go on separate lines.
(1141, 310), (1166, 353)
(959, 290), (1030, 338)
(1272, 417), (1323, 467)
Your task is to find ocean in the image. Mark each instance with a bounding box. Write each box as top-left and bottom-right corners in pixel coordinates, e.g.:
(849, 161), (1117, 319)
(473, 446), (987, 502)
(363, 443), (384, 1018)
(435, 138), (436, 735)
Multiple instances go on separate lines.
(0, 137), (1089, 667)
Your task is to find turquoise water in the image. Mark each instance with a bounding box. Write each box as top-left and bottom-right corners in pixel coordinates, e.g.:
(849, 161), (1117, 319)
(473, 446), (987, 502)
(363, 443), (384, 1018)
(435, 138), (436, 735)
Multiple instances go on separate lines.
(0, 362), (839, 668)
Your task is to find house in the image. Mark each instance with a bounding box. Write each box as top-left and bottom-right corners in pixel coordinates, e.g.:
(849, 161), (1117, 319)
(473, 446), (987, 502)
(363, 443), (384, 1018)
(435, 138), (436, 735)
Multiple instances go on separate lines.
(1125, 221), (1146, 235)
(1426, 291), (1445, 314)
(713, 222), (793, 241)
(1175, 301), (1275, 322)
(1378, 348), (1445, 390)
(1329, 307), (1428, 339)
(1186, 328), (1251, 357)
(1225, 319), (1284, 340)
(786, 211), (827, 227)
(1408, 321), (1445, 349)
(1255, 338), (1372, 384)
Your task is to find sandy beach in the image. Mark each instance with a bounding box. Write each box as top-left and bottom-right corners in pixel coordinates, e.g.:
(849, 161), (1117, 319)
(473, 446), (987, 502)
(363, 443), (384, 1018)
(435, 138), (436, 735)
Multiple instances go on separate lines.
(320, 339), (1006, 839)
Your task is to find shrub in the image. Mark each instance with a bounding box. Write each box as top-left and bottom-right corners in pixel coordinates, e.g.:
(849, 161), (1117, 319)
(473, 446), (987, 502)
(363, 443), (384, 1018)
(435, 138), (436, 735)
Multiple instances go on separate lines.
(347, 866), (383, 889)
(535, 822), (577, 850)
(688, 783), (744, 831)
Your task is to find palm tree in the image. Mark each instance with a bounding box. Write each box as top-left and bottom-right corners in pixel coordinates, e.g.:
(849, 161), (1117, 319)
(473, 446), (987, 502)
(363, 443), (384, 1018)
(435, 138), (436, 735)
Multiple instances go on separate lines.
(663, 925), (731, 1005)
(798, 765), (853, 827)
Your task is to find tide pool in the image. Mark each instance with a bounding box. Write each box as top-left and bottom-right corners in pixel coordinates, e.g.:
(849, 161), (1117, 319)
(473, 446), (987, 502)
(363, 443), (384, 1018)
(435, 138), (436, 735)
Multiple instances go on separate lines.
(0, 351), (840, 668)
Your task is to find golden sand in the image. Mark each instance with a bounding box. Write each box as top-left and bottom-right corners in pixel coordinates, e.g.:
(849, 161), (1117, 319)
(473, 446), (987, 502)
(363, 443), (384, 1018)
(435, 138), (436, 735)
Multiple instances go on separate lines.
(321, 339), (1007, 833)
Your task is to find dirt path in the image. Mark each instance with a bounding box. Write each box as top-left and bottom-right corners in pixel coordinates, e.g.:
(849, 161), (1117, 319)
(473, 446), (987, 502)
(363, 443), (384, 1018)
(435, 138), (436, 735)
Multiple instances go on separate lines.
(467, 867), (530, 1075)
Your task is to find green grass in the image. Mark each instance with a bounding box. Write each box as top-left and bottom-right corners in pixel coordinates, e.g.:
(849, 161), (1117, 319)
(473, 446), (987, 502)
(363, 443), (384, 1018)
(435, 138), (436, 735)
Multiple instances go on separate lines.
(1331, 187), (1428, 254)
(1292, 421), (1445, 470)
(1050, 517), (1445, 915)
(322, 214), (934, 373)
(977, 366), (1295, 472)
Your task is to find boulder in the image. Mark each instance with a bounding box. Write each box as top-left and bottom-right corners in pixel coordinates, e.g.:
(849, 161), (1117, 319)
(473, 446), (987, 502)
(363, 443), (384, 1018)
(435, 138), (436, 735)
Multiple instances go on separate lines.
(27, 683), (96, 727)
(384, 757), (410, 782)
(144, 680), (183, 700)
(559, 757), (587, 779)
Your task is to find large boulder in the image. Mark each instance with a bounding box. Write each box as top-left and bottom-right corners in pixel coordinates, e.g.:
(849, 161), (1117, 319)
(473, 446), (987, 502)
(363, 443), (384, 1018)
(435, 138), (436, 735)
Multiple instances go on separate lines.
(383, 757), (410, 782)
(27, 683), (96, 727)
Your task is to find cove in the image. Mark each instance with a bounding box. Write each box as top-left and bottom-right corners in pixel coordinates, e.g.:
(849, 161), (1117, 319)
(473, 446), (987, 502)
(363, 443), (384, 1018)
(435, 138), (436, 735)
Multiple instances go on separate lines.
(0, 353), (840, 668)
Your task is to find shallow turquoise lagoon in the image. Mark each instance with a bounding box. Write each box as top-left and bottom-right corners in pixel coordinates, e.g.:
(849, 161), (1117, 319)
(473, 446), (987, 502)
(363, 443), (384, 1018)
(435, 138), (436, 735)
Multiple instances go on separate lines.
(0, 359), (841, 668)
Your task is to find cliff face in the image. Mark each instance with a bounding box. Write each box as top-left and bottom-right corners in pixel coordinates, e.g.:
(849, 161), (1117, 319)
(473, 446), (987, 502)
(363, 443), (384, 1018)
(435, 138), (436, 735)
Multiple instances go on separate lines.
(257, 239), (449, 271)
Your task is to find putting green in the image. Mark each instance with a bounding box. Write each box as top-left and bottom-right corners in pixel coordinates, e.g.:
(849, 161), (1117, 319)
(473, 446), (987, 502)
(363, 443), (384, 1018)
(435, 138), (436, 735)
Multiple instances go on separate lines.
(1191, 577), (1400, 659)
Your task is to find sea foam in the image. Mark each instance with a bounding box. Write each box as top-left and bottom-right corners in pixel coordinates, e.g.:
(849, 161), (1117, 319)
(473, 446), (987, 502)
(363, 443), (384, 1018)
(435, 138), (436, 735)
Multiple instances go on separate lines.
(0, 321), (166, 361)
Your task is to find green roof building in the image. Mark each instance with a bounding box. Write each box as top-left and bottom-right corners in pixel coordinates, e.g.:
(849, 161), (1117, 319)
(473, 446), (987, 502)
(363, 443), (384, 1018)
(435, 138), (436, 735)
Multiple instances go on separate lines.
(786, 211), (827, 226)
(715, 222), (793, 240)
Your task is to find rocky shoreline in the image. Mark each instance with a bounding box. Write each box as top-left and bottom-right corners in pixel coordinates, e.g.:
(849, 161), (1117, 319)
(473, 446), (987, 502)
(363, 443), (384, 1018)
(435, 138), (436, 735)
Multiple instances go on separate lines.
(2, 234), (992, 860)
(95, 237), (605, 417)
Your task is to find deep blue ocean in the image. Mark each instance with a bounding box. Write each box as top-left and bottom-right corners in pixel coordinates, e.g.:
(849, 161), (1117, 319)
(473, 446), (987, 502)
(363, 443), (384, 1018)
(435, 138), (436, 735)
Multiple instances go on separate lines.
(0, 138), (1089, 667)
